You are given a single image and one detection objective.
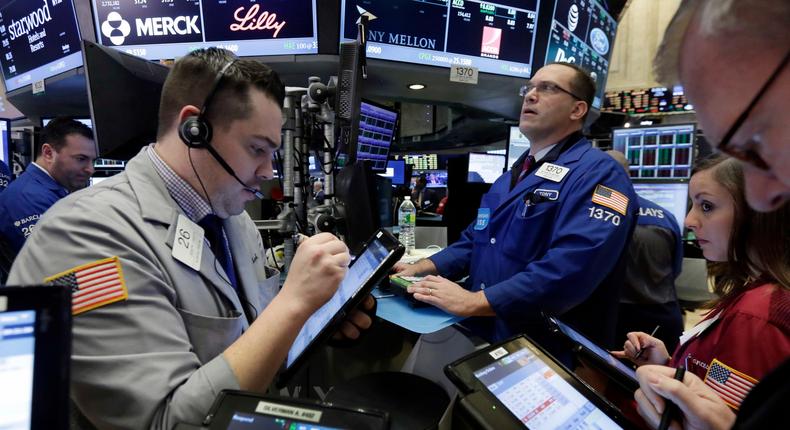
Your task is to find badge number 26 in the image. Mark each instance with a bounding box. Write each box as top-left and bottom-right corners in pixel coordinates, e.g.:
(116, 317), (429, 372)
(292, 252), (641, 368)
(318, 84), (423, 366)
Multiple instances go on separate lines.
(177, 228), (191, 248)
(588, 207), (621, 226)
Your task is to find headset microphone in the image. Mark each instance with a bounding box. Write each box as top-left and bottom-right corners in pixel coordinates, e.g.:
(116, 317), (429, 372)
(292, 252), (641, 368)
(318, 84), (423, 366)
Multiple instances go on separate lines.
(178, 59), (264, 200)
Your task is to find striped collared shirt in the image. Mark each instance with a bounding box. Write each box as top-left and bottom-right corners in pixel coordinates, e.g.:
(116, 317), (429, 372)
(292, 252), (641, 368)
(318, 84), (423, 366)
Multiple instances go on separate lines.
(146, 144), (213, 223)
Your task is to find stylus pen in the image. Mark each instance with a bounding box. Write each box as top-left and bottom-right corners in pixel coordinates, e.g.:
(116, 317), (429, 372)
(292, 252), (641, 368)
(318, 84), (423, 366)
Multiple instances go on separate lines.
(634, 325), (660, 360)
(657, 366), (686, 430)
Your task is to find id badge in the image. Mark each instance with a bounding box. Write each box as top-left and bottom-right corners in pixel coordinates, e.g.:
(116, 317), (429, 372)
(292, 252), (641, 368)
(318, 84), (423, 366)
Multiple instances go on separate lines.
(474, 208), (491, 230)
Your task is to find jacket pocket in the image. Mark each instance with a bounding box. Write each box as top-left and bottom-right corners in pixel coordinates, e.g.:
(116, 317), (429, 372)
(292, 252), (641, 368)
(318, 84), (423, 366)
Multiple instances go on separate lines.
(176, 307), (244, 364)
(501, 200), (557, 263)
(257, 267), (280, 307)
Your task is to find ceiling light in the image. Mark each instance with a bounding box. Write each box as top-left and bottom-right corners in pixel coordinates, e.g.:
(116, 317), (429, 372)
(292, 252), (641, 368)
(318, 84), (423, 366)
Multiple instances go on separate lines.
(408, 84), (426, 90)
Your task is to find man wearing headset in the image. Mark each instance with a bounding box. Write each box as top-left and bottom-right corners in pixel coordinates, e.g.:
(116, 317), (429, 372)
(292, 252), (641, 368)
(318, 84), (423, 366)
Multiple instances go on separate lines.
(7, 49), (371, 429)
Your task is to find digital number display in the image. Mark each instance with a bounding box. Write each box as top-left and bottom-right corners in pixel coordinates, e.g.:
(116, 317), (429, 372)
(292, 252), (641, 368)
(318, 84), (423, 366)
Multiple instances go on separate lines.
(341, 0), (540, 78)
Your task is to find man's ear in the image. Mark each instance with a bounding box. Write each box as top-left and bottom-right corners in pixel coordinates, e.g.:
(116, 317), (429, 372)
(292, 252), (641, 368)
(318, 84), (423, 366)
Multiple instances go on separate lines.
(177, 105), (202, 124)
(570, 100), (589, 121)
(40, 143), (55, 161)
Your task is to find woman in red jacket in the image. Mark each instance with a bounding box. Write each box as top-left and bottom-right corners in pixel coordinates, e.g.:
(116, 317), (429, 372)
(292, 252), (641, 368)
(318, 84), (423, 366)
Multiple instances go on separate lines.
(613, 154), (790, 410)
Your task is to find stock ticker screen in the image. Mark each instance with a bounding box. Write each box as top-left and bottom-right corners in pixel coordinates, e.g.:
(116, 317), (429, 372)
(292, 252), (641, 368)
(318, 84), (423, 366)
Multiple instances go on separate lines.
(91, 0), (318, 60)
(603, 86), (694, 114)
(544, 0), (617, 108)
(612, 124), (695, 179)
(356, 101), (398, 171)
(341, 0), (540, 78)
(0, 0), (84, 92)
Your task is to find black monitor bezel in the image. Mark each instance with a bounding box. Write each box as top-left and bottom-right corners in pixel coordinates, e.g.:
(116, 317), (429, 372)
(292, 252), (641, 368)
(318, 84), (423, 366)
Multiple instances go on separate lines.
(0, 285), (72, 430)
(445, 334), (637, 429)
(205, 390), (389, 430)
(548, 317), (639, 392)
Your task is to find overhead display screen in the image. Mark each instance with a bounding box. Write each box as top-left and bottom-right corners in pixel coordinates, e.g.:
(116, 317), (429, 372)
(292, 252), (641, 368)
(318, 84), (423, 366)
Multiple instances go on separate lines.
(603, 86), (694, 114)
(356, 101), (398, 171)
(341, 0), (541, 78)
(507, 126), (530, 168)
(613, 124), (695, 179)
(0, 0), (83, 92)
(91, 0), (318, 60)
(545, 0), (617, 108)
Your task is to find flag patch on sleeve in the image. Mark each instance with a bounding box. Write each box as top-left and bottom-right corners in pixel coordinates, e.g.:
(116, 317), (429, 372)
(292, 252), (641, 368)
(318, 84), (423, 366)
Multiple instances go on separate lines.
(44, 256), (128, 315)
(591, 184), (629, 215)
(703, 359), (757, 409)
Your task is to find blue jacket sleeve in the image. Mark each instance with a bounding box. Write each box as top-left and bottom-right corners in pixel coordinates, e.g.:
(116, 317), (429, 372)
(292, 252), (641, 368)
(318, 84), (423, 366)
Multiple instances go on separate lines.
(0, 188), (61, 253)
(483, 166), (637, 322)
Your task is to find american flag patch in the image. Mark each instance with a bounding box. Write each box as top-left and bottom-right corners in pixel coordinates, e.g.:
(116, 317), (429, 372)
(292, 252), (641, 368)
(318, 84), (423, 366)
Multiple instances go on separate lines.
(591, 184), (629, 215)
(703, 359), (757, 409)
(45, 257), (128, 315)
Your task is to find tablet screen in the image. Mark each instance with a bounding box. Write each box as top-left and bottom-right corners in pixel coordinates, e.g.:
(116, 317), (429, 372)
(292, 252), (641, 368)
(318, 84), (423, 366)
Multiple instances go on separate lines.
(286, 238), (392, 367)
(473, 347), (623, 429)
(552, 319), (637, 382)
(225, 412), (341, 430)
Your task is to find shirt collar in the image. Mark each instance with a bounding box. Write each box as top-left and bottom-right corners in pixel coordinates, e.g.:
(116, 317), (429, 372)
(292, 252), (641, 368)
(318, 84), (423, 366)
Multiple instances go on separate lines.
(146, 145), (213, 222)
(29, 162), (69, 194)
(529, 144), (557, 163)
(31, 162), (55, 180)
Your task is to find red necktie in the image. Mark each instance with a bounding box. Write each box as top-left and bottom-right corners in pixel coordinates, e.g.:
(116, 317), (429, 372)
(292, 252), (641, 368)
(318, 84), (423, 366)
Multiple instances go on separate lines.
(517, 155), (536, 183)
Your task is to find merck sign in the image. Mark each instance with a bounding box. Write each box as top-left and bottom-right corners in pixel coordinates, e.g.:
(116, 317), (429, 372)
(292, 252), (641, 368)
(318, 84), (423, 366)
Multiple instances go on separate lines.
(136, 15), (200, 37)
(231, 4), (286, 37)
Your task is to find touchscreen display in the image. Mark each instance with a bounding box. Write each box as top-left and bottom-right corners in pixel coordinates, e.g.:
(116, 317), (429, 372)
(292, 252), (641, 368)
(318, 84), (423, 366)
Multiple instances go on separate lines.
(225, 412), (341, 430)
(553, 319), (637, 382)
(0, 310), (36, 429)
(286, 238), (392, 367)
(473, 347), (622, 429)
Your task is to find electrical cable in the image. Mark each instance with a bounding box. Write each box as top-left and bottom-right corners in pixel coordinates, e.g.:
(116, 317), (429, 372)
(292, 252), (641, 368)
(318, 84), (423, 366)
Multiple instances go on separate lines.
(187, 149), (259, 320)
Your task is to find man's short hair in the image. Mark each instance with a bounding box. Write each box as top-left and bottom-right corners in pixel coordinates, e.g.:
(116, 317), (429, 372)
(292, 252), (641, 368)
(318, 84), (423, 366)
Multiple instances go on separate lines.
(654, 0), (790, 86)
(157, 48), (286, 139)
(605, 150), (630, 174)
(39, 117), (94, 155)
(545, 62), (596, 118)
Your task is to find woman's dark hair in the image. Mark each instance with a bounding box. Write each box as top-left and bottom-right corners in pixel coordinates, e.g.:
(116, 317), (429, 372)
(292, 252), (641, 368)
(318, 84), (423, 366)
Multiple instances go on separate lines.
(692, 154), (790, 309)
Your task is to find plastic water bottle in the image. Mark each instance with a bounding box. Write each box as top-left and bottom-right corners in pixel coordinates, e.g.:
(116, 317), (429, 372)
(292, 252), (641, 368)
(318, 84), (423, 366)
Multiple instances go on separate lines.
(398, 197), (416, 254)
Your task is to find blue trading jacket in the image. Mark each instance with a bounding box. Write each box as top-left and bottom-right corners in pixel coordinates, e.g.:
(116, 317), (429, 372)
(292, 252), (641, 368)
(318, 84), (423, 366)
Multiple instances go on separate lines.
(635, 195), (684, 279)
(430, 135), (639, 346)
(0, 163), (68, 253)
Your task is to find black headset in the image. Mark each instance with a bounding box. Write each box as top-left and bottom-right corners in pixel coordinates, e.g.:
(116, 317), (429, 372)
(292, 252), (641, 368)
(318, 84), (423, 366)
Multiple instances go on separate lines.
(178, 59), (264, 199)
(178, 59), (236, 148)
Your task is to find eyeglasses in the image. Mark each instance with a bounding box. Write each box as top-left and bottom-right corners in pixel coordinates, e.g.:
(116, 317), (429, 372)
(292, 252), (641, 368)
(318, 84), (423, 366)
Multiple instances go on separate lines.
(519, 81), (584, 101)
(715, 50), (789, 170)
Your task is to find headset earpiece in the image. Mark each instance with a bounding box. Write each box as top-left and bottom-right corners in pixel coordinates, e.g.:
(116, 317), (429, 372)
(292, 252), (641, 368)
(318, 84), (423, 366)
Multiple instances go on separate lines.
(179, 115), (213, 148)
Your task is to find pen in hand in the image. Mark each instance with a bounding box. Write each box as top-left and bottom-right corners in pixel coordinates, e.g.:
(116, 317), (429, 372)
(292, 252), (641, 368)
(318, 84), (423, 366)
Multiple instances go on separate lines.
(657, 366), (686, 430)
(634, 325), (660, 360)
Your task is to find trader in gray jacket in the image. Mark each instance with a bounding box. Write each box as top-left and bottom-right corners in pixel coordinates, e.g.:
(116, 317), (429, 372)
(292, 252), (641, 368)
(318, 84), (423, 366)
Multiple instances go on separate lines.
(7, 49), (366, 429)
